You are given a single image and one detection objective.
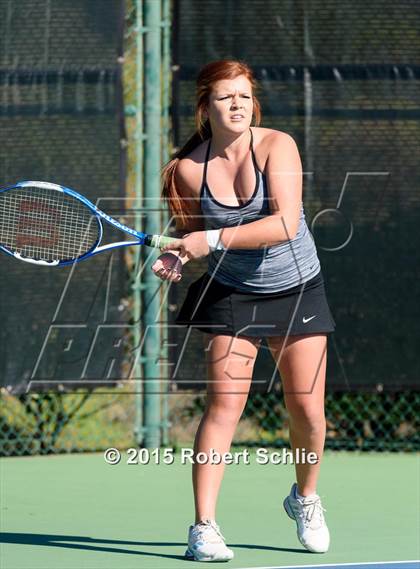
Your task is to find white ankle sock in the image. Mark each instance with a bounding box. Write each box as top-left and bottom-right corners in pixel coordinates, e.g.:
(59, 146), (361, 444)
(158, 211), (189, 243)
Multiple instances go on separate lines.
(295, 487), (316, 500)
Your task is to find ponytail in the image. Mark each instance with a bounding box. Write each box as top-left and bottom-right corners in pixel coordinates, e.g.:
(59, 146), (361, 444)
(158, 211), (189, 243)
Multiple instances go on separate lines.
(161, 121), (211, 229)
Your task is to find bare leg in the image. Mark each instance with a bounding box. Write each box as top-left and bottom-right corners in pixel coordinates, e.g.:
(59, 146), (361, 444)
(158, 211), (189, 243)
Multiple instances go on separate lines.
(193, 333), (260, 522)
(267, 333), (328, 496)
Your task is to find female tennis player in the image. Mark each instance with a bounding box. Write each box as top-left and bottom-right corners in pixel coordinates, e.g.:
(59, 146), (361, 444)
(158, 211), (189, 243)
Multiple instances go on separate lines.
(152, 60), (335, 562)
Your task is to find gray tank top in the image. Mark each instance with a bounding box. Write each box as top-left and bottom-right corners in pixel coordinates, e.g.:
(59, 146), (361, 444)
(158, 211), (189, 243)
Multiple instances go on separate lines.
(200, 129), (321, 293)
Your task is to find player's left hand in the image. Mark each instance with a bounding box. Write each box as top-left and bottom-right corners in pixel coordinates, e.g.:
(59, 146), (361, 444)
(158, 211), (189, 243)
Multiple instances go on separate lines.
(160, 231), (210, 260)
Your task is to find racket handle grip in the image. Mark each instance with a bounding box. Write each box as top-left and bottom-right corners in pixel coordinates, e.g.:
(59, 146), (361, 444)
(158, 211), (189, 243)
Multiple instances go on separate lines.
(145, 234), (178, 249)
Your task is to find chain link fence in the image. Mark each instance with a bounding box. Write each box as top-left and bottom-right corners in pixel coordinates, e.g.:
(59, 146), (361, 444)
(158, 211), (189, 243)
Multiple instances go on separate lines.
(167, 391), (419, 453)
(1, 0), (419, 456)
(167, 0), (420, 452)
(0, 0), (134, 456)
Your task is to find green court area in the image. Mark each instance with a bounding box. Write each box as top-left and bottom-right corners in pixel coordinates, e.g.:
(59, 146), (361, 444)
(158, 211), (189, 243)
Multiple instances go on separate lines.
(1, 450), (419, 569)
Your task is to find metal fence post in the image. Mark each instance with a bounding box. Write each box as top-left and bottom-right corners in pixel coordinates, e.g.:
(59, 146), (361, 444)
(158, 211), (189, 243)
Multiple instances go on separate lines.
(130, 0), (145, 448)
(142, 0), (162, 448)
(160, 0), (172, 446)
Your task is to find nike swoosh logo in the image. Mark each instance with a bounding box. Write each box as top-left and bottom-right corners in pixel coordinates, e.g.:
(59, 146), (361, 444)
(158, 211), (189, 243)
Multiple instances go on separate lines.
(302, 315), (317, 323)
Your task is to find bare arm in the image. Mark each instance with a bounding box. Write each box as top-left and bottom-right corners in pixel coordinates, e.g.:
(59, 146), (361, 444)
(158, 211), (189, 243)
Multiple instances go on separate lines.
(152, 161), (204, 280)
(160, 133), (303, 260)
(219, 132), (302, 248)
(164, 160), (205, 262)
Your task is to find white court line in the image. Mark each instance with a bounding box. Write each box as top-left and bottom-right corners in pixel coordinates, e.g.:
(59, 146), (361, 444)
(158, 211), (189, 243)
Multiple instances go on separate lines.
(237, 560), (420, 569)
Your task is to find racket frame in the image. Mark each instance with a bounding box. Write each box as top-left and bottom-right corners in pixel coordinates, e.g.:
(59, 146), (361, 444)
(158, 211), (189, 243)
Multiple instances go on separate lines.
(0, 180), (156, 267)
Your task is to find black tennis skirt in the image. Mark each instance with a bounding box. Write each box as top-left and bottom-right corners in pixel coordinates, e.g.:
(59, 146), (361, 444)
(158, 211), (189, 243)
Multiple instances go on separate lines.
(175, 269), (336, 338)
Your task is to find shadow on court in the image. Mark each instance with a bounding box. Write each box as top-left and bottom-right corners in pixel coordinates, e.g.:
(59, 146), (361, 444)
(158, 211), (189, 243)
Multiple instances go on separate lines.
(0, 532), (310, 560)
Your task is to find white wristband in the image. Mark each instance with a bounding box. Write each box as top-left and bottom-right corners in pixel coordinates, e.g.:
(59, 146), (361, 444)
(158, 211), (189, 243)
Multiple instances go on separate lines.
(206, 229), (226, 251)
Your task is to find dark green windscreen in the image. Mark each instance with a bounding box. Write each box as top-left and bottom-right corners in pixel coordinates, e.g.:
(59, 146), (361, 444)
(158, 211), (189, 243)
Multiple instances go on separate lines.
(169, 0), (420, 391)
(0, 0), (127, 393)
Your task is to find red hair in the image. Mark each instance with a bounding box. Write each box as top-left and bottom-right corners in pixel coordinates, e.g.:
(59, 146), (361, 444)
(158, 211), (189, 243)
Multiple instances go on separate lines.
(161, 60), (262, 229)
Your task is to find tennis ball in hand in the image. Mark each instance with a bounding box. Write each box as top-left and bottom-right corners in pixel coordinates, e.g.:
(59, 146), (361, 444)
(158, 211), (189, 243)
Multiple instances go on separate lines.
(153, 252), (183, 276)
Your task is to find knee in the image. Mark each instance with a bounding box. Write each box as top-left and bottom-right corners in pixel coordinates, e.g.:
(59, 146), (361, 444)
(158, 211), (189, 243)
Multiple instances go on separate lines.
(205, 397), (247, 428)
(287, 402), (326, 433)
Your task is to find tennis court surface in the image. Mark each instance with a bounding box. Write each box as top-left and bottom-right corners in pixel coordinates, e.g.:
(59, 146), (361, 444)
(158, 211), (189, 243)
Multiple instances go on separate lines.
(1, 450), (418, 569)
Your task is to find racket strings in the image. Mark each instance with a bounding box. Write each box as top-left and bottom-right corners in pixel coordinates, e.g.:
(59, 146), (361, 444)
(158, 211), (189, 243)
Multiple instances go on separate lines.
(0, 186), (99, 262)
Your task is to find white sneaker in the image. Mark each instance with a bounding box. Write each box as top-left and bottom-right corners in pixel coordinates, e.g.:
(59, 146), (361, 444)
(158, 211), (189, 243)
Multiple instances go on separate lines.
(185, 519), (234, 562)
(283, 483), (330, 553)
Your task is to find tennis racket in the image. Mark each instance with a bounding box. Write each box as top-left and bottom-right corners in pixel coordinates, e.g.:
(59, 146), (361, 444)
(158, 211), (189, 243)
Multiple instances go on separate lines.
(0, 180), (177, 267)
